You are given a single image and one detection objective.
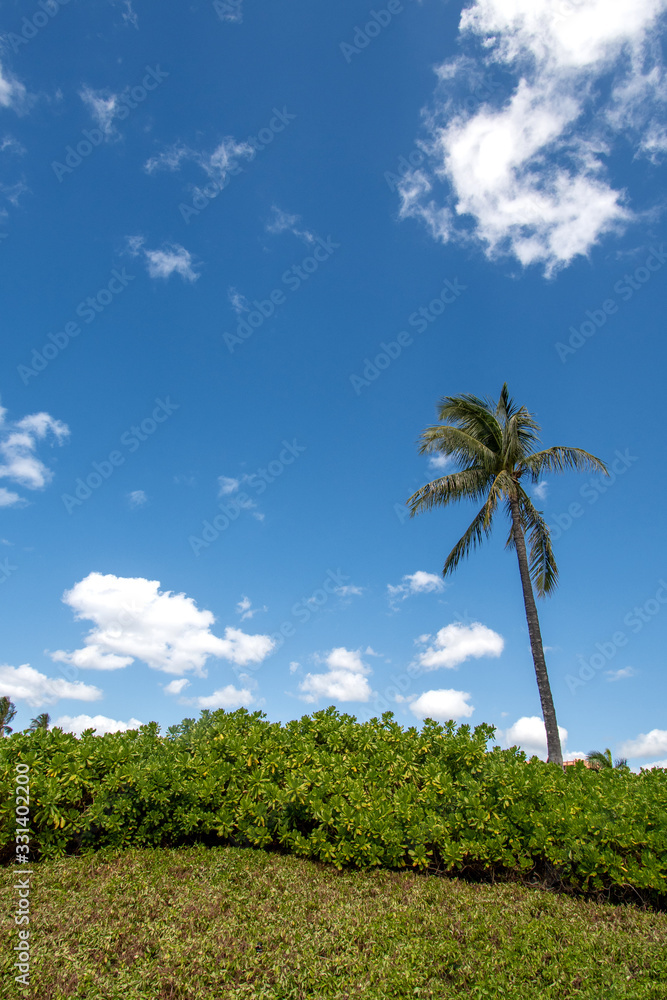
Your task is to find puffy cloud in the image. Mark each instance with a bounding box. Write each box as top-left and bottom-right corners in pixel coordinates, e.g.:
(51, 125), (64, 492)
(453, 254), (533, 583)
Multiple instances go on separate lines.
(502, 716), (568, 756)
(298, 647), (373, 704)
(181, 685), (254, 710)
(427, 453), (454, 472)
(53, 714), (142, 737)
(0, 664), (102, 708)
(388, 571), (445, 605)
(0, 406), (70, 505)
(50, 573), (276, 676)
(399, 0), (667, 274)
(533, 481), (549, 501)
(126, 236), (199, 283)
(642, 758), (667, 770)
(408, 688), (475, 721)
(618, 728), (667, 759)
(415, 622), (504, 671)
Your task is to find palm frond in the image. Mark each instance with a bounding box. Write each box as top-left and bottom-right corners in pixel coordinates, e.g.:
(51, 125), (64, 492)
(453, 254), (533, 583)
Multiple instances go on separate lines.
(521, 447), (608, 481)
(436, 394), (503, 454)
(518, 488), (559, 597)
(442, 475), (504, 577)
(408, 468), (492, 517)
(417, 425), (498, 468)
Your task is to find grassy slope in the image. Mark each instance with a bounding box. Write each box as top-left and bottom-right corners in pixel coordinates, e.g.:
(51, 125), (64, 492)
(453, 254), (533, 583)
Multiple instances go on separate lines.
(1, 846), (666, 1000)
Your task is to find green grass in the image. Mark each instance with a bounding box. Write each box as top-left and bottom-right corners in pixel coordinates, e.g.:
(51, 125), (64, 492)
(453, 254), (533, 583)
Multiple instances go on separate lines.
(2, 846), (667, 999)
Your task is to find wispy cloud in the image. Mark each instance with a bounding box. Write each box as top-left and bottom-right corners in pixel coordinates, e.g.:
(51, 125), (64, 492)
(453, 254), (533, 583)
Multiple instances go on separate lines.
(79, 86), (121, 138)
(0, 62), (28, 114)
(144, 136), (254, 188)
(265, 205), (315, 244)
(227, 287), (250, 316)
(127, 490), (147, 508)
(235, 596), (267, 621)
(605, 665), (637, 682)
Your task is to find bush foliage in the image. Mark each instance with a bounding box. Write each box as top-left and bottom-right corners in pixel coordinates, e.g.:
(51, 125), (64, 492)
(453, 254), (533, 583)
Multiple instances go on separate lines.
(1, 708), (665, 905)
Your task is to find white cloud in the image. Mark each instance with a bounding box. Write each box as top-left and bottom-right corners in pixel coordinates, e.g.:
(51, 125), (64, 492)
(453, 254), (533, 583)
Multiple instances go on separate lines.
(228, 287), (250, 316)
(0, 63), (27, 113)
(265, 205), (315, 244)
(642, 758), (667, 770)
(298, 647), (373, 704)
(216, 0), (244, 23)
(502, 715), (568, 756)
(427, 453), (454, 472)
(289, 661), (301, 674)
(533, 480), (549, 501)
(127, 490), (147, 508)
(218, 476), (241, 495)
(605, 666), (637, 681)
(79, 87), (120, 138)
(49, 573), (276, 677)
(618, 728), (667, 759)
(0, 406), (69, 506)
(409, 688), (475, 721)
(0, 664), (102, 708)
(399, 0), (667, 274)
(126, 236), (199, 283)
(235, 596), (266, 621)
(0, 136), (25, 155)
(164, 678), (190, 695)
(388, 570), (445, 605)
(53, 714), (142, 737)
(415, 622), (504, 671)
(112, 0), (138, 28)
(334, 584), (364, 598)
(181, 684), (254, 710)
(144, 136), (254, 188)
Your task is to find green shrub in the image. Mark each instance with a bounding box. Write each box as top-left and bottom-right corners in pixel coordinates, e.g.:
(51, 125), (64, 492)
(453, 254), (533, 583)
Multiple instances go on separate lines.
(1, 708), (665, 906)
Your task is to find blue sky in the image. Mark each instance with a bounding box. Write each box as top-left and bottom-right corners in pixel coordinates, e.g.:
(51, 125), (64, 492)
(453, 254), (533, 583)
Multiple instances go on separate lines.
(1, 0), (666, 768)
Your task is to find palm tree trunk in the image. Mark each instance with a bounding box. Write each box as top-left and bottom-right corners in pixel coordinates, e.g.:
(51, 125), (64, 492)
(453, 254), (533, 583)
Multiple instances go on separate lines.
(508, 496), (563, 767)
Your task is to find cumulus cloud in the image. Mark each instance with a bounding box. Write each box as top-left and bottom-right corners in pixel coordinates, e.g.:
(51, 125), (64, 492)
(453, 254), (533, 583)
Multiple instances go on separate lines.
(298, 647), (373, 704)
(408, 688), (475, 721)
(181, 684), (254, 710)
(0, 405), (69, 506)
(502, 715), (568, 756)
(533, 481), (549, 501)
(388, 570), (445, 605)
(49, 573), (276, 677)
(265, 205), (315, 244)
(0, 664), (102, 708)
(127, 236), (200, 283)
(53, 714), (143, 737)
(427, 453), (454, 472)
(164, 678), (190, 696)
(414, 622), (504, 671)
(399, 0), (667, 274)
(618, 728), (667, 759)
(643, 758), (667, 770)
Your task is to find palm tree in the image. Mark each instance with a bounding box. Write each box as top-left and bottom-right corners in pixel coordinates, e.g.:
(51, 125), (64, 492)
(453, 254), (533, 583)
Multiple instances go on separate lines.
(587, 748), (629, 770)
(27, 713), (50, 732)
(0, 696), (17, 737)
(407, 384), (608, 767)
